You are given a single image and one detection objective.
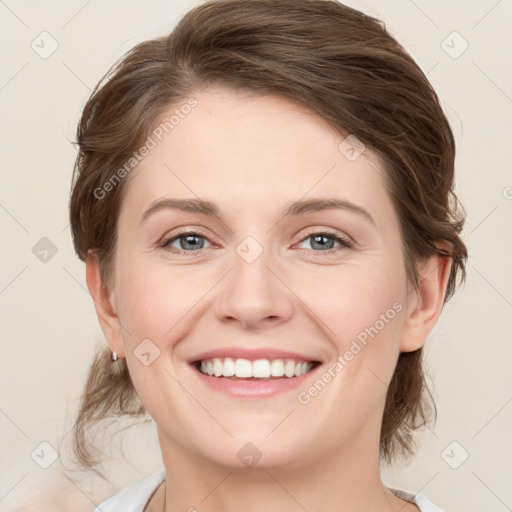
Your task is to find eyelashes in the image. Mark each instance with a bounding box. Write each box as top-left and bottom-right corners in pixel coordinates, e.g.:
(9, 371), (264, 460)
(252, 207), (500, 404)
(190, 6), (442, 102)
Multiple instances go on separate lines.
(299, 228), (354, 253)
(160, 228), (354, 256)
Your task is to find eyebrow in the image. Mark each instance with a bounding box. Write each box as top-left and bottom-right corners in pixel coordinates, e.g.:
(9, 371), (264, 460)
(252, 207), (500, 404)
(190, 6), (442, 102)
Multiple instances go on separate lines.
(140, 197), (375, 226)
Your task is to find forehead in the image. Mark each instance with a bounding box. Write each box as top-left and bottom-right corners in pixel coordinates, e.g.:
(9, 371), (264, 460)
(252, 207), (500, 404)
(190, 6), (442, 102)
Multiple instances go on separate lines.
(120, 86), (394, 227)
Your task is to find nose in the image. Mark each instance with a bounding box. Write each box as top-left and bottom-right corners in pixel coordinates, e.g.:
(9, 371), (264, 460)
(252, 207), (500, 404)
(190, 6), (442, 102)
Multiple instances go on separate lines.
(214, 244), (294, 331)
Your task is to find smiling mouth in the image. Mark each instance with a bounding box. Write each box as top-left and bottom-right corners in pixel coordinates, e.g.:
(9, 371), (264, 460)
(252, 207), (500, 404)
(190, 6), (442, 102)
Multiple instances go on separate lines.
(193, 357), (321, 380)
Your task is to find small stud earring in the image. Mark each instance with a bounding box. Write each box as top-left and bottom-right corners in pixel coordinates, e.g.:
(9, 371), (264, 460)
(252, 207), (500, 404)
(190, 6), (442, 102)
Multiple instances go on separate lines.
(111, 351), (118, 362)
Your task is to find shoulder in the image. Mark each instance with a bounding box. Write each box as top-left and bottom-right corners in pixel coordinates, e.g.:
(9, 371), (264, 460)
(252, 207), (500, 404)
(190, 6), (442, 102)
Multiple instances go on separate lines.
(389, 487), (445, 512)
(93, 468), (166, 512)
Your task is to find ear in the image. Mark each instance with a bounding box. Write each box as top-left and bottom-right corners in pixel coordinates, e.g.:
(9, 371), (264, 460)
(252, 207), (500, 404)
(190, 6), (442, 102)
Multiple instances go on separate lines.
(85, 250), (125, 358)
(400, 244), (453, 352)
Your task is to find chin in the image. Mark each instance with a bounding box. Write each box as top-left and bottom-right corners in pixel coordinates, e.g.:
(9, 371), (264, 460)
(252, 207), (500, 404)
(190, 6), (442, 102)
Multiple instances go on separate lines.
(197, 433), (306, 471)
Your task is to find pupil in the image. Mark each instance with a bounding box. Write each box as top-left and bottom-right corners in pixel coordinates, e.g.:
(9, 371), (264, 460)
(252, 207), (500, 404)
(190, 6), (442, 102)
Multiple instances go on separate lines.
(182, 235), (203, 250)
(312, 235), (333, 250)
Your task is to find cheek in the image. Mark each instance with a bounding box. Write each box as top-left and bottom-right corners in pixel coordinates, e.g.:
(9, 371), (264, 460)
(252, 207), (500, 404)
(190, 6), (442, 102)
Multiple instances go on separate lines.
(118, 272), (179, 335)
(305, 262), (405, 338)
(115, 258), (221, 354)
(307, 261), (407, 392)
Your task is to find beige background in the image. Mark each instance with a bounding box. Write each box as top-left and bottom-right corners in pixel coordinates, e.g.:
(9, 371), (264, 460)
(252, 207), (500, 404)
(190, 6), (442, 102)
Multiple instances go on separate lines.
(1, 0), (511, 510)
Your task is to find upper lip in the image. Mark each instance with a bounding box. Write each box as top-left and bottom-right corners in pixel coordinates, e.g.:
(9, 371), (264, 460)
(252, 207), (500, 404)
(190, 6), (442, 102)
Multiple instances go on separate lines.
(187, 348), (322, 364)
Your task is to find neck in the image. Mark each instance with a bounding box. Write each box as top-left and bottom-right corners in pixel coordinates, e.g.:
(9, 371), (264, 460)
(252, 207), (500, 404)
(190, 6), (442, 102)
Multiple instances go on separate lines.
(150, 426), (419, 512)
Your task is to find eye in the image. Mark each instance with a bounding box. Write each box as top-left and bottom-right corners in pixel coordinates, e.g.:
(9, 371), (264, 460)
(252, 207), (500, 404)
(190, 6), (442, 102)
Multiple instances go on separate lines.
(160, 228), (354, 256)
(161, 231), (212, 255)
(296, 229), (353, 254)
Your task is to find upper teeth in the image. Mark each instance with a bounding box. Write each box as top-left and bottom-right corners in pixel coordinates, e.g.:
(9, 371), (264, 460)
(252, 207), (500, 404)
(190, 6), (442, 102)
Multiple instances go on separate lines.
(199, 358), (314, 378)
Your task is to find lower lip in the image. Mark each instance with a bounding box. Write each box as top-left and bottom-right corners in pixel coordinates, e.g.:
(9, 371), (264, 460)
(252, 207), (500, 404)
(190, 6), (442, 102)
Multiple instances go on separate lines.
(190, 363), (322, 398)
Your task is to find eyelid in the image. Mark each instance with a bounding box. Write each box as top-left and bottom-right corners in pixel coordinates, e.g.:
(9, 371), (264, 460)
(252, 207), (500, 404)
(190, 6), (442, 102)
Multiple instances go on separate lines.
(160, 225), (213, 241)
(160, 227), (214, 251)
(297, 226), (354, 246)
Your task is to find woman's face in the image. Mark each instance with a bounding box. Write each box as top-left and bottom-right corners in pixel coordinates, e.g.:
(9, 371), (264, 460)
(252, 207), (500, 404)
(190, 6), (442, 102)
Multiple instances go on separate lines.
(88, 86), (445, 470)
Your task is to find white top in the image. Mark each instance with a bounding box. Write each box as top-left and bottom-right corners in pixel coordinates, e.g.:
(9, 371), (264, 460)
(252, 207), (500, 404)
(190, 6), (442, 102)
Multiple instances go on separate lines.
(94, 468), (444, 511)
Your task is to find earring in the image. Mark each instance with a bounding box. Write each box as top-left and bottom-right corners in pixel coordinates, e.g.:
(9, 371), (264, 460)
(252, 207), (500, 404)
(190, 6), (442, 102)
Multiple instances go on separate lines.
(111, 351), (118, 362)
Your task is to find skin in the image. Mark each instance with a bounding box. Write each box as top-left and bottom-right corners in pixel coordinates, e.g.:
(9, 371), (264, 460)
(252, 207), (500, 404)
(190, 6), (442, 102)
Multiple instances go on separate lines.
(86, 86), (452, 512)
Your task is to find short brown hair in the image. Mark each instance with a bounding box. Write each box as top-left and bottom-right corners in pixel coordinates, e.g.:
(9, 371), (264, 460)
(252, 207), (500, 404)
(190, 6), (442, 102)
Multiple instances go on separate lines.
(69, 0), (467, 470)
